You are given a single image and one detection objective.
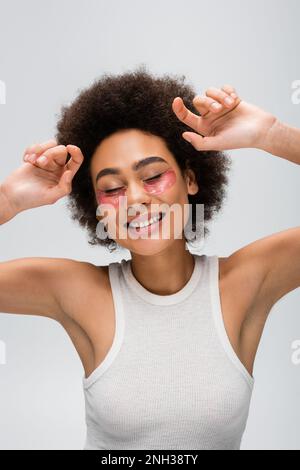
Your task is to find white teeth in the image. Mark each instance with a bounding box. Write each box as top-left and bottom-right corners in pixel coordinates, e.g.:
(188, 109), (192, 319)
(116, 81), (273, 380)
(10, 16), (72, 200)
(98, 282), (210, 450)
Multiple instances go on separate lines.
(129, 214), (161, 229)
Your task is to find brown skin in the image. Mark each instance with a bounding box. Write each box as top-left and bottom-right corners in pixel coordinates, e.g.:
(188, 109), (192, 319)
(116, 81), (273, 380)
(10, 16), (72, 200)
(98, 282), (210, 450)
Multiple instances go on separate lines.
(0, 85), (299, 379)
(90, 128), (199, 296)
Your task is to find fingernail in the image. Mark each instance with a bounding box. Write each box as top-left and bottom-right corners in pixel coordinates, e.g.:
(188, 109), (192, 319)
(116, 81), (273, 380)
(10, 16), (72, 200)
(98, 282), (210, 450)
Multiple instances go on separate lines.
(225, 97), (234, 106)
(231, 93), (237, 99)
(37, 155), (47, 163)
(28, 153), (37, 162)
(211, 102), (222, 110)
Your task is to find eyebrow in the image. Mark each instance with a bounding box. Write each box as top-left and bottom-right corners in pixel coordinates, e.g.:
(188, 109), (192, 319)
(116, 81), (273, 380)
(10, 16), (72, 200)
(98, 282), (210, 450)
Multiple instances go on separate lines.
(95, 156), (168, 184)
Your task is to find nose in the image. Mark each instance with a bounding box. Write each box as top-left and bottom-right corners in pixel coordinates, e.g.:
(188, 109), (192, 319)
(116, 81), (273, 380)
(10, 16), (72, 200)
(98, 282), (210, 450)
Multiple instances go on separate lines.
(122, 180), (154, 222)
(125, 179), (152, 210)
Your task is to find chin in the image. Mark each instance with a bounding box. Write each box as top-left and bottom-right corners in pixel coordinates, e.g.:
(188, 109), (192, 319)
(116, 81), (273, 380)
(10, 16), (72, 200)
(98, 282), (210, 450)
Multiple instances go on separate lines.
(119, 231), (186, 257)
(118, 238), (169, 256)
(112, 215), (187, 255)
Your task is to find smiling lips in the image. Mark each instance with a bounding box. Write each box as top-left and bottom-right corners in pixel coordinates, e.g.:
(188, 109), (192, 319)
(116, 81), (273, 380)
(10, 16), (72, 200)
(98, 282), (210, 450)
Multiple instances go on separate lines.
(127, 212), (166, 234)
(125, 212), (163, 229)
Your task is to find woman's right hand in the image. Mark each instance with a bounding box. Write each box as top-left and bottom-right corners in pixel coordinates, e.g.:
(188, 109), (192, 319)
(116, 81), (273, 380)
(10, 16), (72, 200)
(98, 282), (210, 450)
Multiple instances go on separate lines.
(0, 140), (84, 215)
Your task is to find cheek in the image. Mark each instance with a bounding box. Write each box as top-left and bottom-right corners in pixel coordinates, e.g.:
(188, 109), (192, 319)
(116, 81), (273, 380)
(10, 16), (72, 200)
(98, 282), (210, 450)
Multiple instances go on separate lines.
(144, 169), (177, 195)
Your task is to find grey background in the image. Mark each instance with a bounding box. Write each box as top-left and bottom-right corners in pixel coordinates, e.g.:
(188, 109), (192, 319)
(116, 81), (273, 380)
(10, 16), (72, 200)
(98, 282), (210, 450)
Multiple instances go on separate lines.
(0, 0), (299, 450)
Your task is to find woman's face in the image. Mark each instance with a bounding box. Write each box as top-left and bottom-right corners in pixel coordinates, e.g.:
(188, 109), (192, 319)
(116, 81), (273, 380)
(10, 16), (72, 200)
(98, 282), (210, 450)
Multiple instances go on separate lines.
(90, 129), (199, 256)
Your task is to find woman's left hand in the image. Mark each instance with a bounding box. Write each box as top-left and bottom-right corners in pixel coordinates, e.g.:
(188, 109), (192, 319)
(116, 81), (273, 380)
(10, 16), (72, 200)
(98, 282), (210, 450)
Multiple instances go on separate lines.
(172, 85), (278, 152)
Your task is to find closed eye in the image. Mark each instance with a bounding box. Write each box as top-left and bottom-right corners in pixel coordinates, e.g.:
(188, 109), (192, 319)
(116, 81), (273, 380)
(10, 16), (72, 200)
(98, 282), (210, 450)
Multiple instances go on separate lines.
(103, 188), (123, 194)
(144, 173), (163, 182)
(102, 173), (163, 194)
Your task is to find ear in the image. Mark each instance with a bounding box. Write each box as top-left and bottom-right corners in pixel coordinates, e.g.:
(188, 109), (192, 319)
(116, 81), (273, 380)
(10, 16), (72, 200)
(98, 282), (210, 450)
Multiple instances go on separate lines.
(184, 169), (199, 195)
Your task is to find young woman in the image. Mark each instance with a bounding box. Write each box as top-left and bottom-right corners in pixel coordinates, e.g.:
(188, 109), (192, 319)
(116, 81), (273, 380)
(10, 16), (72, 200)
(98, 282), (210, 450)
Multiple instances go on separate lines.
(0, 68), (299, 450)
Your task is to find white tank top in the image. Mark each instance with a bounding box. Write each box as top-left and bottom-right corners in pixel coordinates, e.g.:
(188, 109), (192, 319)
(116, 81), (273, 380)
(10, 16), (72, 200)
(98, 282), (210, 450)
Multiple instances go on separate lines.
(82, 253), (254, 450)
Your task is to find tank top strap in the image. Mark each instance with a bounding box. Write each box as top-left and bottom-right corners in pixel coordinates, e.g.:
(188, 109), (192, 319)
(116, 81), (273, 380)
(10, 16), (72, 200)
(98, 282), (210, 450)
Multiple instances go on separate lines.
(208, 255), (254, 388)
(82, 261), (125, 389)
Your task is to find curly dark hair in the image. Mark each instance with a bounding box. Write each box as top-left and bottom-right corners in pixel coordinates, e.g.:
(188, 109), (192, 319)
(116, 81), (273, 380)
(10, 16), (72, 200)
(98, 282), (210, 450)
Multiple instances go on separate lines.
(55, 65), (232, 252)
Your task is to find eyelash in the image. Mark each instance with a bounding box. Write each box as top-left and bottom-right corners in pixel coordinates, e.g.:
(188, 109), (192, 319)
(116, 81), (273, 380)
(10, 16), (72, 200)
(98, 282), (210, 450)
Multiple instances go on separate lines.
(103, 173), (163, 194)
(145, 173), (163, 183)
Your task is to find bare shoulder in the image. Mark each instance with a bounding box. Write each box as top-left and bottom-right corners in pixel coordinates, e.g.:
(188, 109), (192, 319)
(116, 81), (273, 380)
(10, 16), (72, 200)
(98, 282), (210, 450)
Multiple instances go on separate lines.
(219, 239), (274, 323)
(0, 256), (113, 377)
(39, 258), (112, 378)
(217, 238), (280, 344)
(29, 256), (110, 294)
(223, 227), (300, 314)
(218, 230), (300, 375)
(217, 248), (276, 377)
(0, 256), (107, 320)
(48, 257), (111, 320)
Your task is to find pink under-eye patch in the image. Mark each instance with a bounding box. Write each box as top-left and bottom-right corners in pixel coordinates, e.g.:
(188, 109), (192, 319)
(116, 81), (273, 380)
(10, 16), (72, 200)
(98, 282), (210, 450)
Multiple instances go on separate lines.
(96, 168), (176, 206)
(143, 169), (176, 194)
(96, 188), (126, 207)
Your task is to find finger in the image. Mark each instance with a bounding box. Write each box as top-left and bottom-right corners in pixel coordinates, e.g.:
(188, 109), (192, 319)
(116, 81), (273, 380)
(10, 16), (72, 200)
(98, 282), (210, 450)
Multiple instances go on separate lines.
(172, 97), (205, 134)
(182, 132), (228, 151)
(193, 94), (223, 115)
(222, 84), (238, 99)
(28, 145), (68, 172)
(57, 170), (73, 195)
(205, 87), (235, 108)
(221, 86), (242, 109)
(65, 145), (84, 178)
(192, 96), (210, 117)
(48, 170), (73, 203)
(37, 145), (68, 169)
(23, 139), (58, 161)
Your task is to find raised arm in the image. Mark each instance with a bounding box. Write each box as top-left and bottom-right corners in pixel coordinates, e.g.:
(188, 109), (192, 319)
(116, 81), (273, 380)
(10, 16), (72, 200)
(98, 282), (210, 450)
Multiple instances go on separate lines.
(259, 119), (300, 165)
(0, 189), (17, 225)
(172, 84), (300, 311)
(172, 84), (300, 165)
(0, 140), (85, 321)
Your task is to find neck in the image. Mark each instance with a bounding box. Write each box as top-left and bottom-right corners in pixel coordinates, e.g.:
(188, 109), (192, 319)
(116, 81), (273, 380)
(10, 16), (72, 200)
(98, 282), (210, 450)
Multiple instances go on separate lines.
(129, 240), (195, 296)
